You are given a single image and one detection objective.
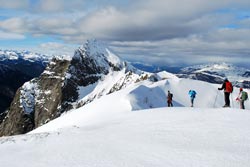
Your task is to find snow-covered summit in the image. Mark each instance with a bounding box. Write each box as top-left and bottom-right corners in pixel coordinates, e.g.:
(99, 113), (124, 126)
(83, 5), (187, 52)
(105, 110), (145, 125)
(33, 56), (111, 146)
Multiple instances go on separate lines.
(74, 39), (124, 70)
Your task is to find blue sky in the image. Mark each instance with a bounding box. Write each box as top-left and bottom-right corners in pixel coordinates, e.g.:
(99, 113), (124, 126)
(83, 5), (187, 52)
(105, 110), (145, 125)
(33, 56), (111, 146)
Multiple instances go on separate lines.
(0, 0), (250, 67)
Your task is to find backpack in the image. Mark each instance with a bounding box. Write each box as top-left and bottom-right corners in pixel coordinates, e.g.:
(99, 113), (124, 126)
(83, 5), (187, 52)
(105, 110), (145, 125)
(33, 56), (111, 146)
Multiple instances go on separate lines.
(189, 90), (196, 98)
(241, 91), (248, 101)
(225, 82), (233, 93)
(168, 93), (173, 100)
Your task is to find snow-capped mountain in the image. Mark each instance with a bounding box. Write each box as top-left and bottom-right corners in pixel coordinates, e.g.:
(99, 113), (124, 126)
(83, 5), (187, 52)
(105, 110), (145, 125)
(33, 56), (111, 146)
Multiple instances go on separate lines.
(0, 50), (48, 116)
(0, 40), (151, 136)
(177, 63), (250, 88)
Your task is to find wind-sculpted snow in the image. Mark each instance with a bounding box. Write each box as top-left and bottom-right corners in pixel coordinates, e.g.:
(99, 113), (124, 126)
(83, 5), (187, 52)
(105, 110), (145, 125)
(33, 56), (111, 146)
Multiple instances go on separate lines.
(128, 84), (183, 110)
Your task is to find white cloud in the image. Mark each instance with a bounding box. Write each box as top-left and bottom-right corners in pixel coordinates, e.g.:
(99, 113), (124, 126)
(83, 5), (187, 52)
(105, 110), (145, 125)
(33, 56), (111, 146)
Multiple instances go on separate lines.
(38, 42), (76, 56)
(0, 30), (25, 40)
(0, 17), (28, 33)
(34, 0), (87, 13)
(0, 0), (29, 9)
(0, 0), (250, 66)
(109, 27), (250, 66)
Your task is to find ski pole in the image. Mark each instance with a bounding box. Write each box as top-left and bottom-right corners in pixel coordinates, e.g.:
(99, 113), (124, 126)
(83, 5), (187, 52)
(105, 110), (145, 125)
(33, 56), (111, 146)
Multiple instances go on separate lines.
(213, 90), (219, 108)
(231, 93), (234, 108)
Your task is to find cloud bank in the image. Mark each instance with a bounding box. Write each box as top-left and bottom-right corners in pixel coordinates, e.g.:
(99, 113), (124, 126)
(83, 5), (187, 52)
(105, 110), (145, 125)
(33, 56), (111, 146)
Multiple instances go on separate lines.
(0, 0), (249, 66)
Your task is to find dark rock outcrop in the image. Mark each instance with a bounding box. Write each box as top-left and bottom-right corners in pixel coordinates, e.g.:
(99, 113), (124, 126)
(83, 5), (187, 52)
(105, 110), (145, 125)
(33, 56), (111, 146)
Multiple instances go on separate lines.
(0, 58), (70, 136)
(0, 52), (47, 114)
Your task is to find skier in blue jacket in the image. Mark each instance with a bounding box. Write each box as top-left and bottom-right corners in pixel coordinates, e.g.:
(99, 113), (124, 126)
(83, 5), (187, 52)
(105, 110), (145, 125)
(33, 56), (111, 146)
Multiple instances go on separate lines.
(188, 90), (196, 107)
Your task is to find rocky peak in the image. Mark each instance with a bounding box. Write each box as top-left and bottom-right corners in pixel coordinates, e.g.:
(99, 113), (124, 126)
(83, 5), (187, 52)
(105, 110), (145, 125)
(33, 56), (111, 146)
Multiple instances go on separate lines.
(73, 39), (123, 72)
(61, 40), (125, 110)
(0, 40), (149, 136)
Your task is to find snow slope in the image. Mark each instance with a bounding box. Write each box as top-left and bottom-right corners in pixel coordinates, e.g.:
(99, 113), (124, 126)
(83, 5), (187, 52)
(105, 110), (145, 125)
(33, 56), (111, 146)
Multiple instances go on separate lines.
(0, 74), (250, 167)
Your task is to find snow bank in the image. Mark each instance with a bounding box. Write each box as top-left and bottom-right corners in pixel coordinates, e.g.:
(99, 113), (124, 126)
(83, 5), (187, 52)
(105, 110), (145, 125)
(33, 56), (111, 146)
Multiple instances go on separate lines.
(0, 107), (250, 167)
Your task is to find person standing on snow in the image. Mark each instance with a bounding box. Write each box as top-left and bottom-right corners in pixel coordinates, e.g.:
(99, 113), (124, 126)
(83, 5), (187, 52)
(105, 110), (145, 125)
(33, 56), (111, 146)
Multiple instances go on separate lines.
(188, 90), (196, 107)
(167, 90), (173, 107)
(218, 78), (233, 107)
(236, 88), (248, 109)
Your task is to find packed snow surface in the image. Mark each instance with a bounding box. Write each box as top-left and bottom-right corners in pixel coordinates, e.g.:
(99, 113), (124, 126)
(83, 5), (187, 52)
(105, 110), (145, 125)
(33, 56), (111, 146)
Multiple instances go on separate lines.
(0, 73), (250, 167)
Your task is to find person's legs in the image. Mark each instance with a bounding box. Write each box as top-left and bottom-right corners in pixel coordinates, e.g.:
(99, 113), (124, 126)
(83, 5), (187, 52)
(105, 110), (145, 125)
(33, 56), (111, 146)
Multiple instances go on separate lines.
(224, 92), (230, 107)
(167, 100), (171, 107)
(191, 98), (194, 107)
(240, 100), (245, 109)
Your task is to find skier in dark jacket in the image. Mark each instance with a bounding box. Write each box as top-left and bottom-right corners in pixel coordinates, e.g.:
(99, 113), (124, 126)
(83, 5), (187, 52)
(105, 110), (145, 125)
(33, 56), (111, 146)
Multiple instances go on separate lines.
(167, 90), (173, 107)
(218, 78), (233, 107)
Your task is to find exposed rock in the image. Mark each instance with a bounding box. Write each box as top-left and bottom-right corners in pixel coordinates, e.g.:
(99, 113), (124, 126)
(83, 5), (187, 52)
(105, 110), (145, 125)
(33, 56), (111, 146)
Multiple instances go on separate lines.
(0, 58), (70, 136)
(0, 51), (48, 114)
(0, 89), (34, 136)
(34, 58), (70, 127)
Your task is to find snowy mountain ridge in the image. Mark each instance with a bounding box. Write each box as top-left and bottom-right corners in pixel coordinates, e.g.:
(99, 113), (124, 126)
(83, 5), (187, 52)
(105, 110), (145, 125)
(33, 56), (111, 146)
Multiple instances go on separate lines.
(0, 49), (49, 62)
(181, 62), (250, 79)
(78, 39), (123, 68)
(178, 62), (250, 88)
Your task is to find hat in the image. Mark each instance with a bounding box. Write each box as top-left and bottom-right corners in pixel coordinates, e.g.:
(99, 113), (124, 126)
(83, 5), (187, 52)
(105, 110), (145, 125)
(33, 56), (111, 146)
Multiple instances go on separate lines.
(240, 88), (243, 91)
(224, 78), (228, 81)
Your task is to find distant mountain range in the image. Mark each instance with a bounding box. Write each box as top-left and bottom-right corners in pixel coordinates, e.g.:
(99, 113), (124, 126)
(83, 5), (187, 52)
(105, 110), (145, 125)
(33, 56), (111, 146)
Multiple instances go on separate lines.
(177, 63), (250, 88)
(131, 62), (182, 73)
(133, 62), (250, 88)
(0, 50), (48, 115)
